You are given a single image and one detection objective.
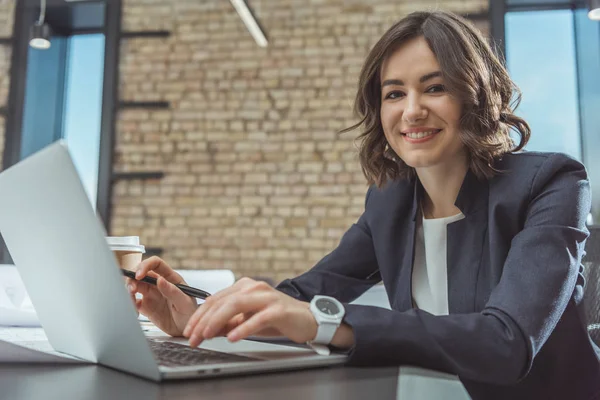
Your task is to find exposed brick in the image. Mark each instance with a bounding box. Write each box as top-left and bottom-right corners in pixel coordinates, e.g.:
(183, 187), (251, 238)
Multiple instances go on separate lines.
(107, 0), (489, 280)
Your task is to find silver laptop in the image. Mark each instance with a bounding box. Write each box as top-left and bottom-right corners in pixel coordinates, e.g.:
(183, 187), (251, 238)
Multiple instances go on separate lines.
(0, 141), (347, 381)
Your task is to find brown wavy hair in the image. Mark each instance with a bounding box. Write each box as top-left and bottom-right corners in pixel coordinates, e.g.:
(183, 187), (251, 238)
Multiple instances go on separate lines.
(341, 10), (531, 187)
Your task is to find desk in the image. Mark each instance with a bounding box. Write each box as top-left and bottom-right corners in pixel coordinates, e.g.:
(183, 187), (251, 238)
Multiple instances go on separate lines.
(0, 364), (470, 400)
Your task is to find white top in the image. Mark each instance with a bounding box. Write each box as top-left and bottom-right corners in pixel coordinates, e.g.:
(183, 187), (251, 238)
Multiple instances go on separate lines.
(411, 211), (465, 315)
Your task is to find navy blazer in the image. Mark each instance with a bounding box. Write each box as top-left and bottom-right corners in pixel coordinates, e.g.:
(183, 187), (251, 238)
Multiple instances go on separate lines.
(277, 152), (600, 400)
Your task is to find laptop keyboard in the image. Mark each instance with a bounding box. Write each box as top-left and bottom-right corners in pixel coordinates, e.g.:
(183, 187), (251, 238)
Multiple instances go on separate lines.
(148, 339), (257, 367)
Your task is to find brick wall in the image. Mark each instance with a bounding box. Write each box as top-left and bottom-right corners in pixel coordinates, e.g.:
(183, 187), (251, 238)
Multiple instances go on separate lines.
(0, 1), (489, 281)
(113, 0), (489, 282)
(0, 0), (15, 170)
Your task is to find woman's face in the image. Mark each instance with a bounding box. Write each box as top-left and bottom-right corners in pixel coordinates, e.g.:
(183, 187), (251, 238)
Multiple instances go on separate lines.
(379, 36), (466, 173)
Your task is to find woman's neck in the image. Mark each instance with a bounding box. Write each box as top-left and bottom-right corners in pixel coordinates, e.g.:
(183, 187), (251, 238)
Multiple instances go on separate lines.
(416, 159), (469, 219)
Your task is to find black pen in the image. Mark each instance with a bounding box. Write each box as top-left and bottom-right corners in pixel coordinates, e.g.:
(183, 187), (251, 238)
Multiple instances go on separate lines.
(121, 269), (211, 299)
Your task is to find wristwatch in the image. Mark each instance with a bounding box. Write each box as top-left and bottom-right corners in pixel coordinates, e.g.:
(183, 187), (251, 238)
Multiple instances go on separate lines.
(307, 295), (345, 356)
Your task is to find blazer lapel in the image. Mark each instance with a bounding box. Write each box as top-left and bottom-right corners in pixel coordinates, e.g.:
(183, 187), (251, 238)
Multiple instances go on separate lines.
(384, 171), (488, 313)
(446, 170), (489, 314)
(392, 180), (421, 311)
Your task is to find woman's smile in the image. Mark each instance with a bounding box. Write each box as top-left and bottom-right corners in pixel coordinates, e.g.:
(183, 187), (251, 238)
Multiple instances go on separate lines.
(401, 128), (442, 144)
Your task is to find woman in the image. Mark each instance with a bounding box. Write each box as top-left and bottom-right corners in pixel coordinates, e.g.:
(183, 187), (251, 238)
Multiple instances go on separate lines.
(127, 10), (600, 399)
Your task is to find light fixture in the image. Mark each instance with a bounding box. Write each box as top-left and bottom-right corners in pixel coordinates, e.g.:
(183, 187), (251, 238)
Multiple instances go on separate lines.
(589, 0), (600, 21)
(29, 0), (51, 49)
(229, 0), (268, 47)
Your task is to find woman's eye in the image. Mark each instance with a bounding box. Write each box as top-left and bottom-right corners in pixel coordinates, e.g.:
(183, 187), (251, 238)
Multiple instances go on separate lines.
(384, 91), (404, 100)
(426, 84), (446, 93)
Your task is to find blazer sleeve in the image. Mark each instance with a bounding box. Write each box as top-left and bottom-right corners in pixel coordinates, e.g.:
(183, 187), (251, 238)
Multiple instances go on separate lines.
(341, 154), (591, 385)
(276, 186), (381, 303)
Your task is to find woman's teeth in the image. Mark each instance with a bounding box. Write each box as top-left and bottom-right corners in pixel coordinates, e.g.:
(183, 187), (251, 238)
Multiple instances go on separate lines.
(405, 130), (438, 139)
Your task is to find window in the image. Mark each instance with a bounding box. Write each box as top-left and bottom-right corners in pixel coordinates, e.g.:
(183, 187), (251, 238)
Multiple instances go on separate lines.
(20, 34), (105, 208)
(62, 34), (106, 208)
(495, 0), (600, 222)
(505, 10), (582, 160)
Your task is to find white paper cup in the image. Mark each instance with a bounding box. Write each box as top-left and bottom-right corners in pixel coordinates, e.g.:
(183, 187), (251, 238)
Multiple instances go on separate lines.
(106, 236), (146, 271)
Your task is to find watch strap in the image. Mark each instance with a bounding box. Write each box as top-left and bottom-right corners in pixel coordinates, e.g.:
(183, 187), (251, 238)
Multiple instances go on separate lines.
(312, 320), (338, 344)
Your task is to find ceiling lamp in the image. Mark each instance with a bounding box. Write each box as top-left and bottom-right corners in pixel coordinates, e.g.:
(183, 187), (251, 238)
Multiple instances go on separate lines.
(29, 0), (51, 50)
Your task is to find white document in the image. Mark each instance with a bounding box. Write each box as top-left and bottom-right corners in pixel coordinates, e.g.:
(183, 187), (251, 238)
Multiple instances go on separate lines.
(0, 339), (86, 364)
(0, 327), (88, 364)
(0, 265), (41, 327)
(0, 307), (40, 327)
(175, 269), (235, 301)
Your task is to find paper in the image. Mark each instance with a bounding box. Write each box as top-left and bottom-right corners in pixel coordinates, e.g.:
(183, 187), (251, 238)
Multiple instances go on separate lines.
(175, 269), (235, 299)
(0, 327), (88, 364)
(0, 339), (85, 364)
(0, 265), (41, 327)
(0, 306), (40, 327)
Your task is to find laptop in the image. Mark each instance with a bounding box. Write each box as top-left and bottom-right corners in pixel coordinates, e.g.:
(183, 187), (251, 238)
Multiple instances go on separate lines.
(0, 141), (347, 381)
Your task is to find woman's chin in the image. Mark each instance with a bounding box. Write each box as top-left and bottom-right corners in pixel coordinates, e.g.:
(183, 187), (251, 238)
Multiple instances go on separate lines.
(401, 157), (438, 170)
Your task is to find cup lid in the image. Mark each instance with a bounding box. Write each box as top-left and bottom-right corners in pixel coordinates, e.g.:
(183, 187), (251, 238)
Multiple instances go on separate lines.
(106, 236), (145, 253)
(106, 236), (140, 246)
(109, 244), (145, 253)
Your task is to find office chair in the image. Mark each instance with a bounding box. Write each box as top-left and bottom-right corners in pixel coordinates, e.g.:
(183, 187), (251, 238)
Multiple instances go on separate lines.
(583, 225), (600, 346)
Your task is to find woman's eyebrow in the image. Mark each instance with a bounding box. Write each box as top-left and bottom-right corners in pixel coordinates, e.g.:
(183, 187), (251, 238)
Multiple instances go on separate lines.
(381, 71), (442, 88)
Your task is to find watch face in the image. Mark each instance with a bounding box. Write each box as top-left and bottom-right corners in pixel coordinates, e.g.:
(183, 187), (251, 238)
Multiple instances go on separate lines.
(315, 298), (340, 315)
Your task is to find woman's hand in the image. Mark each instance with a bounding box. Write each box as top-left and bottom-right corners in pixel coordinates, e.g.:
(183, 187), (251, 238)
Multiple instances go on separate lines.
(126, 256), (198, 336)
(182, 277), (319, 348)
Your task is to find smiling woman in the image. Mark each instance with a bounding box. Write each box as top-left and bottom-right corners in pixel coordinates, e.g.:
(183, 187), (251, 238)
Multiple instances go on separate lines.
(342, 11), (530, 188)
(129, 10), (600, 400)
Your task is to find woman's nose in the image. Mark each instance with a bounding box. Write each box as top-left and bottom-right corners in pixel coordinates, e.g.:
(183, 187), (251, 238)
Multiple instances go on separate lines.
(402, 95), (427, 123)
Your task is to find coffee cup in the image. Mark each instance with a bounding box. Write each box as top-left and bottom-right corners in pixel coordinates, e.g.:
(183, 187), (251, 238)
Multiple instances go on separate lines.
(106, 236), (146, 271)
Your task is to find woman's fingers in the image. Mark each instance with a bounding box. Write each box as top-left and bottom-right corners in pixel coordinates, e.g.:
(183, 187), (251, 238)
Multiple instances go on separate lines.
(135, 256), (186, 285)
(183, 278), (266, 337)
(127, 272), (160, 299)
(127, 279), (138, 313)
(155, 276), (197, 314)
(214, 313), (247, 337)
(136, 297), (165, 322)
(226, 308), (281, 342)
(129, 280), (154, 298)
(179, 279), (315, 348)
(203, 277), (263, 306)
(187, 291), (274, 347)
(128, 274), (194, 314)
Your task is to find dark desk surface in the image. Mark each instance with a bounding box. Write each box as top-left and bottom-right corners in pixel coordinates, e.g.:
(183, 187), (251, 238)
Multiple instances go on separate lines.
(0, 363), (471, 400)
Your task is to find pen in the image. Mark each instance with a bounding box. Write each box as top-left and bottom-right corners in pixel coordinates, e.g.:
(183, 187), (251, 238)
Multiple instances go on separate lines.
(121, 269), (211, 299)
